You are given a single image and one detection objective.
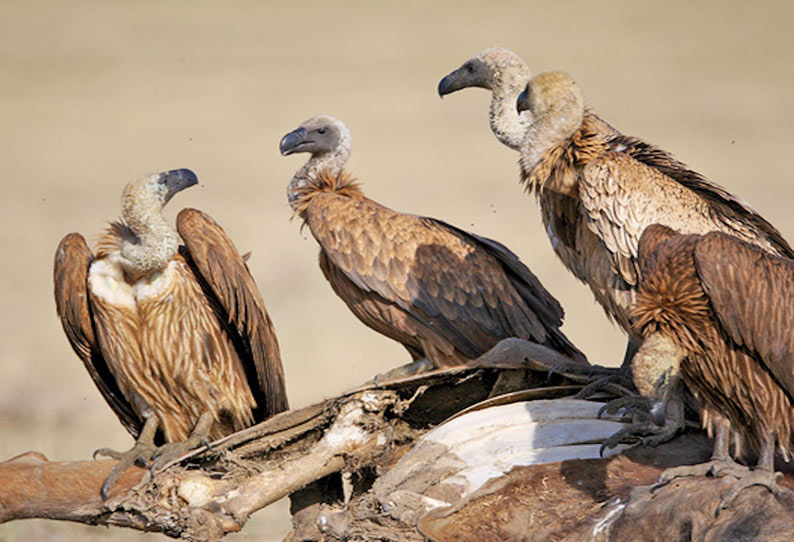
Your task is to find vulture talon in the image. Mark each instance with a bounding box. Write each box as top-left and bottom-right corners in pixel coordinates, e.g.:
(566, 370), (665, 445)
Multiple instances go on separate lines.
(93, 447), (125, 461)
(149, 412), (215, 474)
(716, 470), (784, 516)
(573, 375), (633, 401)
(597, 395), (648, 420)
(546, 359), (588, 380)
(599, 417), (681, 458)
(654, 457), (748, 492)
(97, 416), (158, 499)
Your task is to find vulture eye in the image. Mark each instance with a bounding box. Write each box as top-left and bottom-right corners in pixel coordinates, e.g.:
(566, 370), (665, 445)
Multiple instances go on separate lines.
(317, 128), (327, 135)
(465, 63), (474, 73)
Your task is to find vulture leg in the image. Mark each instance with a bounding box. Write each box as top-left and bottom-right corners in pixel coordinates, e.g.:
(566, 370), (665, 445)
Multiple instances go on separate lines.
(599, 379), (687, 455)
(717, 431), (784, 513)
(94, 416), (159, 499)
(599, 334), (693, 449)
(556, 338), (640, 400)
(373, 358), (436, 385)
(148, 411), (215, 473)
(654, 420), (743, 487)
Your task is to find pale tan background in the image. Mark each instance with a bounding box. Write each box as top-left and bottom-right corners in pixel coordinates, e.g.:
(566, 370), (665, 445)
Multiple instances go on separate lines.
(1, 1), (793, 540)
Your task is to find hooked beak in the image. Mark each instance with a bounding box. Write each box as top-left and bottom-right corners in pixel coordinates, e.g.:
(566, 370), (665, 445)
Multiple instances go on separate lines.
(438, 66), (475, 98)
(160, 168), (198, 203)
(516, 86), (530, 114)
(437, 71), (461, 98)
(280, 127), (309, 156)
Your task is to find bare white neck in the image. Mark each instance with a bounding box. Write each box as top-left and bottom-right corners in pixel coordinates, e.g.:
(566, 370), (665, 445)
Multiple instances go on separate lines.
(119, 200), (179, 277)
(489, 74), (531, 151)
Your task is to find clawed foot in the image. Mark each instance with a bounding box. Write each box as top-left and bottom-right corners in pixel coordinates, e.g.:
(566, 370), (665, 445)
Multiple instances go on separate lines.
(148, 438), (211, 474)
(717, 469), (783, 514)
(148, 411), (214, 474)
(654, 459), (785, 514)
(599, 417), (681, 456)
(94, 437), (157, 499)
(598, 395), (661, 424)
(546, 361), (632, 398)
(654, 457), (746, 489)
(92, 413), (214, 499)
(572, 372), (634, 400)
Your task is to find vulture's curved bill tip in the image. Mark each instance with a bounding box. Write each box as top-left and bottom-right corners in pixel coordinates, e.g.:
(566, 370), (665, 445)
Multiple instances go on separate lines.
(280, 127), (308, 156)
(516, 87), (530, 114)
(437, 72), (457, 98)
(161, 168), (199, 201)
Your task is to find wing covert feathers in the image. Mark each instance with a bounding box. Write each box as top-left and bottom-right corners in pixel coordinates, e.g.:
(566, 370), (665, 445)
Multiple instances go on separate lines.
(176, 208), (288, 419)
(302, 172), (586, 366)
(526, 109), (791, 345)
(615, 134), (794, 259)
(53, 233), (142, 437)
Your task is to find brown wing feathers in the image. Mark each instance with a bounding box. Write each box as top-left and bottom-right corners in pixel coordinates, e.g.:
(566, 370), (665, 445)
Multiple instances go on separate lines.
(177, 208), (288, 419)
(611, 135), (794, 259)
(301, 171), (585, 366)
(54, 233), (142, 437)
(694, 232), (794, 398)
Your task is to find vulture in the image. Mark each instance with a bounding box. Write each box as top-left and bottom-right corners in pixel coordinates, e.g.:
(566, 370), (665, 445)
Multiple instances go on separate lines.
(54, 168), (288, 497)
(514, 71), (793, 442)
(514, 71), (793, 352)
(439, 50), (792, 442)
(279, 114), (586, 373)
(439, 48), (620, 297)
(631, 223), (794, 502)
(441, 48), (791, 357)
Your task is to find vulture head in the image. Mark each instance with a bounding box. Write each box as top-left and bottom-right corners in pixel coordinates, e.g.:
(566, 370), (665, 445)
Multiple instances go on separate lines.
(438, 47), (531, 150)
(516, 72), (586, 174)
(122, 168), (198, 214)
(437, 47), (528, 96)
(281, 115), (353, 208)
(119, 168), (198, 276)
(516, 71), (584, 118)
(280, 115), (351, 158)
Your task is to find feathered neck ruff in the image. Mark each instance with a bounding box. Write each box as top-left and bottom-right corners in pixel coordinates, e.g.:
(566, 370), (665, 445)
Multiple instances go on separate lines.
(95, 220), (138, 259)
(290, 168), (366, 220)
(520, 110), (611, 197)
(630, 235), (713, 355)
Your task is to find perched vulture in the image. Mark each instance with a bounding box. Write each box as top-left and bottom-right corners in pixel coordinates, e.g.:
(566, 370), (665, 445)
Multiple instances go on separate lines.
(515, 71), (794, 444)
(439, 48), (619, 305)
(54, 168), (288, 497)
(440, 49), (792, 360)
(631, 224), (794, 500)
(514, 70), (793, 352)
(439, 53), (792, 442)
(279, 114), (586, 372)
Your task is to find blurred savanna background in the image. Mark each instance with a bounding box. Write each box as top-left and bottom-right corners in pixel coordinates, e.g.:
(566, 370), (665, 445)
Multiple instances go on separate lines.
(2, 1), (793, 540)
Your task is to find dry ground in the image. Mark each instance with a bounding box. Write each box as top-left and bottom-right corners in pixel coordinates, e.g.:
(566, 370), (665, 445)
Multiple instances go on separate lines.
(1, 1), (793, 540)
